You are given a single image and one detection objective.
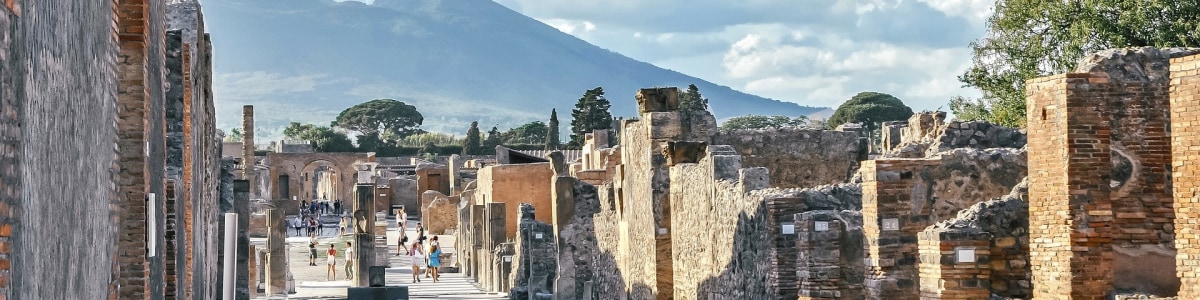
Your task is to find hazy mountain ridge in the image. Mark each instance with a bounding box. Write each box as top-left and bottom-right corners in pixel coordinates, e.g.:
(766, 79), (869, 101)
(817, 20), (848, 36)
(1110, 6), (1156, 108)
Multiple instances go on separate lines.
(206, 0), (824, 139)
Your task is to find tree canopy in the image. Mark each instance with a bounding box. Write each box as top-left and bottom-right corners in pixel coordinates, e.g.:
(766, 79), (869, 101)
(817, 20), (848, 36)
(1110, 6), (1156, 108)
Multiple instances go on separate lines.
(483, 127), (502, 151)
(282, 122), (356, 152)
(719, 115), (810, 131)
(546, 109), (561, 150)
(678, 84), (709, 112)
(226, 128), (243, 142)
(333, 99), (424, 139)
(462, 121), (483, 155)
(827, 92), (913, 129)
(503, 121), (548, 145)
(569, 87), (614, 148)
(954, 0), (1200, 127)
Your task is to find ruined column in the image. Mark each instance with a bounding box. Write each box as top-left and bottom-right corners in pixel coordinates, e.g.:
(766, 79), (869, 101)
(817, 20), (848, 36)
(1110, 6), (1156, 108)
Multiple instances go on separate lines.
(242, 105), (255, 195)
(353, 183), (376, 287)
(1172, 53), (1200, 298)
(917, 228), (992, 299)
(449, 154), (461, 194)
(234, 180), (251, 300)
(470, 204), (485, 282)
(861, 159), (941, 300)
(511, 204), (557, 299)
(264, 208), (287, 295)
(1025, 73), (1113, 300)
(483, 203), (506, 292)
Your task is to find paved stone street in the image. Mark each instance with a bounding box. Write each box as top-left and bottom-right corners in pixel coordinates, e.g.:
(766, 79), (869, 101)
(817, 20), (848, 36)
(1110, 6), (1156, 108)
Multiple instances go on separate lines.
(259, 217), (506, 299)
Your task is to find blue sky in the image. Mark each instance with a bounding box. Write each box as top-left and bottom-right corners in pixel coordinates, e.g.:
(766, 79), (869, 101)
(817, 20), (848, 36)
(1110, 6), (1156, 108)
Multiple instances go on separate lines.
(343, 0), (993, 111)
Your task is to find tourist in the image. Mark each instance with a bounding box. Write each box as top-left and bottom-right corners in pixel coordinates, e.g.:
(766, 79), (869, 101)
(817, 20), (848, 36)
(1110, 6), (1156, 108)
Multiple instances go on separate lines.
(308, 217), (318, 236)
(308, 238), (317, 266)
(326, 244), (337, 281)
(416, 222), (425, 240)
(338, 217), (347, 236)
(428, 244), (442, 283)
(397, 233), (409, 256)
(333, 200), (341, 215)
(425, 236), (440, 278)
(292, 215), (303, 236)
(410, 241), (424, 283)
(344, 241), (354, 280)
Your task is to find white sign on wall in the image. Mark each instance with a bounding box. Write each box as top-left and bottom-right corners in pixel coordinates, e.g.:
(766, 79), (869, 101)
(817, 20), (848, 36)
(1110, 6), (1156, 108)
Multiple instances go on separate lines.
(534, 233), (543, 239)
(503, 256), (513, 262)
(781, 223), (795, 235)
(815, 221), (830, 232)
(148, 193), (156, 258)
(956, 247), (976, 263)
(882, 218), (900, 231)
(657, 227), (668, 235)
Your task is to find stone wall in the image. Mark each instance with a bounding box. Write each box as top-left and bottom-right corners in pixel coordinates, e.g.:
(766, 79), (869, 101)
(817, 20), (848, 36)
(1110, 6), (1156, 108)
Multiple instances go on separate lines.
(5, 1), (122, 298)
(509, 204), (556, 299)
(1171, 52), (1200, 299)
(882, 112), (1026, 159)
(712, 128), (862, 188)
(266, 152), (370, 203)
(926, 180), (1030, 299)
(916, 228), (992, 300)
(420, 191), (457, 235)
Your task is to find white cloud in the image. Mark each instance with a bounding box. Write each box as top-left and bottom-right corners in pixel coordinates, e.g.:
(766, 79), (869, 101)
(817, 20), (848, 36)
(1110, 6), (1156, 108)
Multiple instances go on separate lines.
(495, 0), (988, 111)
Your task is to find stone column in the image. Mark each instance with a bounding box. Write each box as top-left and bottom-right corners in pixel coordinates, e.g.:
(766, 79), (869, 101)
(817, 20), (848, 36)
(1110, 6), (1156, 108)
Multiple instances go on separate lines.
(242, 105), (254, 194)
(353, 184), (376, 287)
(449, 154), (461, 194)
(234, 180), (251, 300)
(264, 208), (287, 295)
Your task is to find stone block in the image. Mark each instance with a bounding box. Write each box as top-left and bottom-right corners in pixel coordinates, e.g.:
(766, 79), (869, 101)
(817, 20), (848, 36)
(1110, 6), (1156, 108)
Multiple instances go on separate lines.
(346, 286), (409, 300)
(636, 87), (680, 113)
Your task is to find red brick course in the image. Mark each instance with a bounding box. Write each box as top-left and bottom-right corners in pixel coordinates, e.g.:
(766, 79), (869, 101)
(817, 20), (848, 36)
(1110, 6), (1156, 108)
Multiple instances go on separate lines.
(1170, 54), (1200, 298)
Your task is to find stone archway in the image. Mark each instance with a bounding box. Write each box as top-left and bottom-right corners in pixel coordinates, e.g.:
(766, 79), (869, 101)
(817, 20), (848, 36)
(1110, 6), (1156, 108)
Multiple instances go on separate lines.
(267, 152), (371, 203)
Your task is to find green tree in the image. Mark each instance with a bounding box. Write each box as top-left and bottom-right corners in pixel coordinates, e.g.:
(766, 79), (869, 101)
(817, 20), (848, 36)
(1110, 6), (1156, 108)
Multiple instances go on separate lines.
(827, 92), (913, 130)
(333, 99), (424, 142)
(569, 87), (613, 148)
(483, 126), (502, 150)
(545, 109), (561, 150)
(503, 121), (548, 145)
(282, 123), (356, 152)
(956, 0), (1200, 127)
(678, 84), (709, 112)
(719, 115), (810, 131)
(226, 128), (243, 142)
(462, 121), (483, 155)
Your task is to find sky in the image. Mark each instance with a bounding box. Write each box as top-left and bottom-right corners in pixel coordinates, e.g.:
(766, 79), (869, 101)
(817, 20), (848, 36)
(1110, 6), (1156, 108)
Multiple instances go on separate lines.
(345, 0), (994, 111)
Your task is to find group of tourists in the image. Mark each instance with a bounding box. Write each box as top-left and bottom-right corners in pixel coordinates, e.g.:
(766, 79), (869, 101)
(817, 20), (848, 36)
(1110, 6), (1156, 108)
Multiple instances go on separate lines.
(306, 238), (357, 281)
(404, 224), (442, 283)
(299, 199), (343, 215)
(292, 215), (347, 237)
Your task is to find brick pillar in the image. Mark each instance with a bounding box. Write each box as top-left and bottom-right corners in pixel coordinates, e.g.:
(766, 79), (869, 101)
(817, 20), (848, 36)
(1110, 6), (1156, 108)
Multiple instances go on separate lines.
(861, 159), (940, 300)
(180, 43), (195, 300)
(242, 105), (254, 194)
(234, 180), (251, 299)
(767, 197), (807, 299)
(917, 228), (992, 300)
(1025, 73), (1113, 300)
(797, 211), (864, 300)
(1171, 54), (1200, 298)
(115, 0), (151, 298)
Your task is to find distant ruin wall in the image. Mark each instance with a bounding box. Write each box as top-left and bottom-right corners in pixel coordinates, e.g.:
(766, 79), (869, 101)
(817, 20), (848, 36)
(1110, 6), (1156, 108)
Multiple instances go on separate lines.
(713, 128), (862, 188)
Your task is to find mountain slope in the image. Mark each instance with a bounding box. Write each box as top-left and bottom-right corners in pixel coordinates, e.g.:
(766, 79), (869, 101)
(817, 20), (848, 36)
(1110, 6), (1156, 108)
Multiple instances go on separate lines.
(204, 0), (824, 138)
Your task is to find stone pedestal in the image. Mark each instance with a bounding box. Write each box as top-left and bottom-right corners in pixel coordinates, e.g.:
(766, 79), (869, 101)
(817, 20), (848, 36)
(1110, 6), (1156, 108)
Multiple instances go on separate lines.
(353, 184), (376, 287)
(368, 266), (386, 287)
(264, 208), (287, 295)
(347, 286), (409, 300)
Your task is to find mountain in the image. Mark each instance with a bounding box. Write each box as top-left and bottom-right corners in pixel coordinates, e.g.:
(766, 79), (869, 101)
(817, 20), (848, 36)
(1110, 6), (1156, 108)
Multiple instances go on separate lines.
(204, 0), (825, 139)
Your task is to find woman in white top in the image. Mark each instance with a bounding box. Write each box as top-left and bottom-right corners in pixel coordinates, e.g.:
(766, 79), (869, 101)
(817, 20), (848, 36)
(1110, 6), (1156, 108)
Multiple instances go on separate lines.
(410, 241), (424, 283)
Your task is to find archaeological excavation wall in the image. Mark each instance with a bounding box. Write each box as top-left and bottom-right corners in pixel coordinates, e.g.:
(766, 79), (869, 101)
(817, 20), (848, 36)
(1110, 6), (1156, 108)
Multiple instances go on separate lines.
(1171, 51), (1200, 299)
(712, 128), (863, 188)
(473, 162), (554, 239)
(0, 0), (222, 298)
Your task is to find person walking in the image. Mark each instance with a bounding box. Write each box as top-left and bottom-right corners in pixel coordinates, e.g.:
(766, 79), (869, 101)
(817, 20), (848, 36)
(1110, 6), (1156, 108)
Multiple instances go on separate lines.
(428, 244), (442, 283)
(317, 218), (325, 237)
(410, 241), (424, 283)
(308, 218), (318, 237)
(397, 228), (409, 256)
(344, 241), (355, 280)
(425, 236), (439, 278)
(326, 244), (338, 281)
(292, 216), (302, 236)
(308, 239), (318, 266)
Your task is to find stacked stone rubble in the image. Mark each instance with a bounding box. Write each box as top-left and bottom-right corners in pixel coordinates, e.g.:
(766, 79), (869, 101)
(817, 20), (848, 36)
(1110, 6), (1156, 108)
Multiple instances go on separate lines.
(510, 204), (557, 299)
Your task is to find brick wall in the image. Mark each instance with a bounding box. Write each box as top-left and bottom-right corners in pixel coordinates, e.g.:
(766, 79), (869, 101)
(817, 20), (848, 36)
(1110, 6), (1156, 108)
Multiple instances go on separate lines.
(1025, 73), (1113, 300)
(115, 0), (153, 297)
(1171, 53), (1200, 298)
(917, 229), (991, 299)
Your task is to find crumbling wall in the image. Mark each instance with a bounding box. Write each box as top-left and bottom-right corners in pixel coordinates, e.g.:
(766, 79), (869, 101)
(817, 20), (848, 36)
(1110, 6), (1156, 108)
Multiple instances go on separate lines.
(474, 163), (554, 239)
(883, 112), (1026, 159)
(6, 1), (122, 299)
(712, 128), (862, 188)
(926, 148), (1027, 222)
(924, 179), (1030, 298)
(795, 210), (864, 300)
(421, 191), (457, 235)
(510, 204), (557, 300)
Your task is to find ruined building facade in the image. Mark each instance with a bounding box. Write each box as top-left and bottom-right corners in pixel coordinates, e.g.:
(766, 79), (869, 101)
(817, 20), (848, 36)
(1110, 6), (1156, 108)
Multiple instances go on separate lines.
(0, 0), (222, 299)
